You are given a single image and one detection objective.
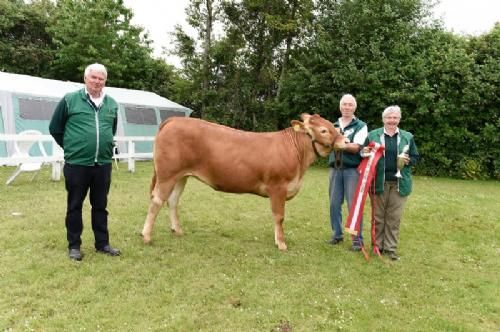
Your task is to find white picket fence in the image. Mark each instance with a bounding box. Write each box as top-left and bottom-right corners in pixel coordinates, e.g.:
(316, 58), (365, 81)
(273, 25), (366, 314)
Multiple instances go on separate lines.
(0, 134), (154, 182)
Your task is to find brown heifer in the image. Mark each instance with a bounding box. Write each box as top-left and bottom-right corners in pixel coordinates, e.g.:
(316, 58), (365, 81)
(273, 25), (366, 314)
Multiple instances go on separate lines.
(141, 113), (345, 250)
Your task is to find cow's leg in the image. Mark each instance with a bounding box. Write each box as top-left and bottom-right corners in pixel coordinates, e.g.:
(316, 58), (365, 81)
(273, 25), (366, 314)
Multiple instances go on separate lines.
(268, 187), (287, 251)
(167, 177), (187, 235)
(141, 178), (176, 244)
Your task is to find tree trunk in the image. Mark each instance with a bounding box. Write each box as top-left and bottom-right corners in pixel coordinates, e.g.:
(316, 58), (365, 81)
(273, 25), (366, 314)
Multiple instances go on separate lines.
(201, 0), (214, 119)
(276, 0), (298, 100)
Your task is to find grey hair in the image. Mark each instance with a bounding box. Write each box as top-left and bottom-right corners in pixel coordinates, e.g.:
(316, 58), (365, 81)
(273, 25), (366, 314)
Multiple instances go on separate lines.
(339, 94), (357, 108)
(84, 63), (107, 79)
(382, 105), (401, 119)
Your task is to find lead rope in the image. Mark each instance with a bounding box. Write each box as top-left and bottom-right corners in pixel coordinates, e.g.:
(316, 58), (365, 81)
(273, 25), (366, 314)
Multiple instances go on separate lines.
(335, 150), (343, 169)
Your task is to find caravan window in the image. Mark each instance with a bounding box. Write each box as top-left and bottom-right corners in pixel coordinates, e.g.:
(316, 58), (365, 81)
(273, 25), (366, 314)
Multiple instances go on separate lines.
(19, 98), (58, 120)
(124, 105), (157, 125)
(159, 109), (185, 122)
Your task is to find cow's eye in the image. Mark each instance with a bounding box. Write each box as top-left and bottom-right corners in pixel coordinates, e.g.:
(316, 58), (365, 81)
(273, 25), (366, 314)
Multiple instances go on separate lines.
(320, 129), (327, 134)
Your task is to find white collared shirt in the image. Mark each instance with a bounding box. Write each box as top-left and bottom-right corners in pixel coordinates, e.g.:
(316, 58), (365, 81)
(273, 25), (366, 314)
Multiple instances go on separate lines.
(85, 88), (105, 108)
(383, 127), (400, 137)
(380, 127), (401, 149)
(338, 116), (368, 145)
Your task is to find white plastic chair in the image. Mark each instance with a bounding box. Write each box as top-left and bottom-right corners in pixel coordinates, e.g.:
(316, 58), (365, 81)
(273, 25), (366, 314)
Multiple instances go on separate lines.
(6, 130), (47, 185)
(112, 143), (120, 170)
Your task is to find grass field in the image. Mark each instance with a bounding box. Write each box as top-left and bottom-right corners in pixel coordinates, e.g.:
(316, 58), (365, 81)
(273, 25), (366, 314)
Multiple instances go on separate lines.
(0, 162), (498, 331)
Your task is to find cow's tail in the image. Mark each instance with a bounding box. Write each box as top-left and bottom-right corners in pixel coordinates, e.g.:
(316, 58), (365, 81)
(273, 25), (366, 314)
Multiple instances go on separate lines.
(150, 164), (157, 197)
(149, 117), (174, 197)
(149, 120), (166, 197)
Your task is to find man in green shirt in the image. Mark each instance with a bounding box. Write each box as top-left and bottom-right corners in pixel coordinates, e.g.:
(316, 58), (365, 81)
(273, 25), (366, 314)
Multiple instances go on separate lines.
(49, 63), (121, 261)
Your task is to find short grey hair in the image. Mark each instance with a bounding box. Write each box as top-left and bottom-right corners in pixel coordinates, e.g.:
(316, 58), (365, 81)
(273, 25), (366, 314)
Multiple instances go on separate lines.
(382, 105), (401, 119)
(339, 94), (357, 108)
(84, 63), (107, 79)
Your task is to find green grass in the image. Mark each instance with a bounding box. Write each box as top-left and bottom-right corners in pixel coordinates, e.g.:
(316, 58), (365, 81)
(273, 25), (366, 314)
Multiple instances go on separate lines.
(0, 162), (498, 331)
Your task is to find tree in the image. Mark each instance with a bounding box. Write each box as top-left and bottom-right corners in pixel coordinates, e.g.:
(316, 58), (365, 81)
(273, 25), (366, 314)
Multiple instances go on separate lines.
(222, 0), (292, 129)
(48, 0), (158, 89)
(171, 0), (314, 129)
(462, 24), (500, 178)
(170, 24), (204, 117)
(281, 0), (433, 122)
(186, 0), (219, 119)
(0, 0), (56, 76)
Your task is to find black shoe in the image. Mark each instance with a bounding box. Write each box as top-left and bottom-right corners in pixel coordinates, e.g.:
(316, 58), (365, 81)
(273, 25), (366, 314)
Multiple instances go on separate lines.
(349, 243), (362, 252)
(96, 245), (121, 256)
(68, 248), (82, 261)
(326, 238), (343, 245)
(387, 251), (400, 261)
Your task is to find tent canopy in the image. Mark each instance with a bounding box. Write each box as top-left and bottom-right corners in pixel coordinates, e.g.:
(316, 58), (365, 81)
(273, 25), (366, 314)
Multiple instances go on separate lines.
(0, 71), (190, 109)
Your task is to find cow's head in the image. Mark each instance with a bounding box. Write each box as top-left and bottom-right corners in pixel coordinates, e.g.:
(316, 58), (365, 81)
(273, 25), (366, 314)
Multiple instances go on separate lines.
(291, 113), (346, 157)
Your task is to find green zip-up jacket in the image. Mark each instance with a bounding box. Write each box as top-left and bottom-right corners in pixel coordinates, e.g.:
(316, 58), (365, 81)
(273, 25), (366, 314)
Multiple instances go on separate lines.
(328, 117), (367, 168)
(49, 88), (118, 166)
(367, 128), (419, 196)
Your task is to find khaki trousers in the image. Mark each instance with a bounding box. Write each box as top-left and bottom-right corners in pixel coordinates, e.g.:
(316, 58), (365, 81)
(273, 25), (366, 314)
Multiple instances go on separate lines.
(373, 181), (408, 253)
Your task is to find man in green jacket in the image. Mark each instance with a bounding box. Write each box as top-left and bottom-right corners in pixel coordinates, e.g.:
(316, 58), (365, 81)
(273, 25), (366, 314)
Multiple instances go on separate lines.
(362, 106), (418, 261)
(49, 63), (121, 261)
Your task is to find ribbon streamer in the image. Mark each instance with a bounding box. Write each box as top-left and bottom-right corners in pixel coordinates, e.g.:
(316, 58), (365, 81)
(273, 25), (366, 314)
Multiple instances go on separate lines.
(345, 142), (384, 238)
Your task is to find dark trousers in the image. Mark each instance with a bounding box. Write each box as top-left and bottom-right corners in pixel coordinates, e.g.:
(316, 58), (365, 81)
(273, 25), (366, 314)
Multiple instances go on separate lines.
(64, 163), (112, 250)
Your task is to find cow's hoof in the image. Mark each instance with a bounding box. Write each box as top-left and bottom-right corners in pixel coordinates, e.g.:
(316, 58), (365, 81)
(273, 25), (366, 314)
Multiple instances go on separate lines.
(277, 243), (287, 251)
(170, 228), (183, 236)
(142, 234), (152, 244)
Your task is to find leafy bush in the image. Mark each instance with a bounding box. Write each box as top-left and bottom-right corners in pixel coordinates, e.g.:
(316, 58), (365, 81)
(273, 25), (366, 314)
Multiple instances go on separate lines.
(457, 157), (487, 180)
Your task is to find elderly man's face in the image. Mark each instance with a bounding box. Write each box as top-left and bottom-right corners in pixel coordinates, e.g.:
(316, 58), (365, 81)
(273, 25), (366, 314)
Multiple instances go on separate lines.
(383, 112), (401, 130)
(84, 70), (106, 96)
(340, 97), (356, 117)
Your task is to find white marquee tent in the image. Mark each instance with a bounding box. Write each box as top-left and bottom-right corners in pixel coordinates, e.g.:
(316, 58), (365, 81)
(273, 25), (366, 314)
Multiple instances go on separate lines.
(0, 71), (192, 158)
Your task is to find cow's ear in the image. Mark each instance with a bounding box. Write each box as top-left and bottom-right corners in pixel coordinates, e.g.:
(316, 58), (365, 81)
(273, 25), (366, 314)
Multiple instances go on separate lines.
(300, 113), (311, 122)
(291, 120), (304, 132)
